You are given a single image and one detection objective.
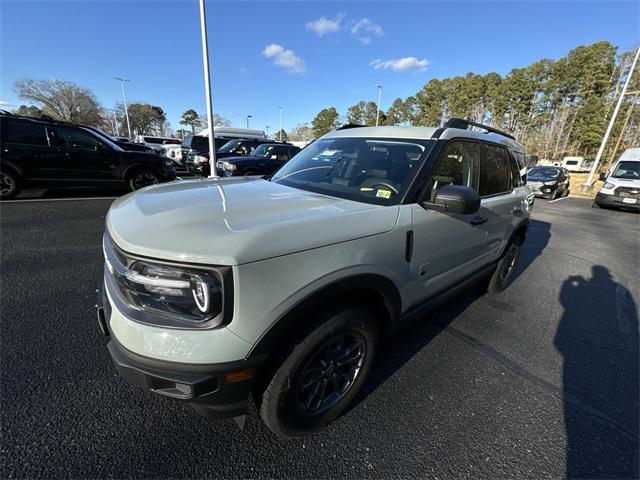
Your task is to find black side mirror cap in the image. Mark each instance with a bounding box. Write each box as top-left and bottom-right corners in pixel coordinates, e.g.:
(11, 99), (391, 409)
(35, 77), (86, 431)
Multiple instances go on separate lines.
(599, 172), (607, 181)
(422, 184), (481, 215)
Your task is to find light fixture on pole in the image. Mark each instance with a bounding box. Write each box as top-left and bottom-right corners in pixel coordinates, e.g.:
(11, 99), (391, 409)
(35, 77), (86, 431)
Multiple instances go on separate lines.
(583, 45), (640, 191)
(278, 106), (283, 141)
(198, 0), (217, 178)
(114, 77), (132, 139)
(375, 84), (383, 127)
(246, 115), (252, 129)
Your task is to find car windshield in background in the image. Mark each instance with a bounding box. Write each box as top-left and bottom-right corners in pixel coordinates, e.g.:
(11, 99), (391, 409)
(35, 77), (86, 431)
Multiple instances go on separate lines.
(528, 167), (560, 178)
(184, 136), (208, 150)
(252, 144), (276, 158)
(218, 139), (254, 154)
(611, 161), (640, 179)
(271, 137), (432, 205)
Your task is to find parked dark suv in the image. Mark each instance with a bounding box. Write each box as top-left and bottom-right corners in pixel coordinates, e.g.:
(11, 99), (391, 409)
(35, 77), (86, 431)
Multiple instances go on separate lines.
(216, 143), (300, 177)
(0, 113), (176, 199)
(186, 138), (294, 176)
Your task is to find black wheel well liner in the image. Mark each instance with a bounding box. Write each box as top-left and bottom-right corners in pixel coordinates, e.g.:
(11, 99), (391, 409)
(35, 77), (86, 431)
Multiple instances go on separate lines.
(513, 218), (529, 241)
(246, 274), (401, 360)
(0, 161), (23, 178)
(123, 163), (162, 180)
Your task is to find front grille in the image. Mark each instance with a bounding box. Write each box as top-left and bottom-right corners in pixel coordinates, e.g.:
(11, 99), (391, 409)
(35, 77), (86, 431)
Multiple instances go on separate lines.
(614, 186), (640, 198)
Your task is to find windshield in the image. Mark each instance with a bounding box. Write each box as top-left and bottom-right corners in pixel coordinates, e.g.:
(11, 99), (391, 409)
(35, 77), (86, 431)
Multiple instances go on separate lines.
(611, 161), (640, 179)
(528, 167), (560, 178)
(271, 137), (432, 205)
(252, 144), (277, 158)
(218, 139), (254, 155)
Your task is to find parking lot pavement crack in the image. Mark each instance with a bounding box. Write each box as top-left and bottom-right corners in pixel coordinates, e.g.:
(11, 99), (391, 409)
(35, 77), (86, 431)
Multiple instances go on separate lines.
(441, 324), (639, 443)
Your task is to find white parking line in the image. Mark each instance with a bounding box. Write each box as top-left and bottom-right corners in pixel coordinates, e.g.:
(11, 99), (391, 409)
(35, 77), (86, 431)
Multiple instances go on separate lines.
(1, 196), (118, 204)
(549, 196), (570, 203)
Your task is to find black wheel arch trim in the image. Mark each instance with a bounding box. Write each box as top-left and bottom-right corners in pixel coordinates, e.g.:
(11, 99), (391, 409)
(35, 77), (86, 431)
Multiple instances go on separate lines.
(245, 273), (401, 360)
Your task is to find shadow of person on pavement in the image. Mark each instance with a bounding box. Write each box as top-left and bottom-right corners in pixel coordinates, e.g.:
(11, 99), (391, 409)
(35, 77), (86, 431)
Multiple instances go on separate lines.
(554, 266), (639, 479)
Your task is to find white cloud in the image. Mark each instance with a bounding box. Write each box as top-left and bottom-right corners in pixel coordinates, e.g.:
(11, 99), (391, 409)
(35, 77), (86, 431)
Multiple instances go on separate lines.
(350, 18), (384, 44)
(305, 13), (344, 37)
(262, 43), (306, 74)
(370, 57), (430, 72)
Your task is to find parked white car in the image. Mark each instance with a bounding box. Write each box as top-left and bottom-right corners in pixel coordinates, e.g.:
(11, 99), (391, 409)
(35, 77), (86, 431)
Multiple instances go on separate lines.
(593, 148), (640, 211)
(134, 135), (181, 154)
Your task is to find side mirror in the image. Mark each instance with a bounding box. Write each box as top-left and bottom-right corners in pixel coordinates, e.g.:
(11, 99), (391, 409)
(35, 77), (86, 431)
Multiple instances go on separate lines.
(422, 184), (481, 215)
(599, 172), (607, 181)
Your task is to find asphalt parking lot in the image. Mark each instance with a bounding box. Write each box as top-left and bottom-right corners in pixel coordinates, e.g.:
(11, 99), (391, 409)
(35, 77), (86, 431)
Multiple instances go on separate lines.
(1, 193), (638, 479)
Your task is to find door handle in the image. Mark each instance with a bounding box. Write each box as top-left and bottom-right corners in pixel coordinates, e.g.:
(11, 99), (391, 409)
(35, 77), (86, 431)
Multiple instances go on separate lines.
(470, 215), (488, 226)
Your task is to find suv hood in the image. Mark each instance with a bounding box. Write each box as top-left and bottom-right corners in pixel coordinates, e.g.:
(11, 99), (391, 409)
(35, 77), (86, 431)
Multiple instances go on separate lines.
(107, 177), (399, 265)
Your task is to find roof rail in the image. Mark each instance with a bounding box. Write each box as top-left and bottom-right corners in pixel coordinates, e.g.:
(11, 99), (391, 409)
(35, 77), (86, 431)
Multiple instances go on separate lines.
(444, 117), (515, 141)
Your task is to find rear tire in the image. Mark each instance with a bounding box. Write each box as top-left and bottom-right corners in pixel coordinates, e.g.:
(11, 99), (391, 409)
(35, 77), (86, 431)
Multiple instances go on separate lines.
(128, 169), (160, 191)
(0, 169), (21, 200)
(259, 306), (379, 437)
(487, 236), (523, 293)
(243, 170), (259, 177)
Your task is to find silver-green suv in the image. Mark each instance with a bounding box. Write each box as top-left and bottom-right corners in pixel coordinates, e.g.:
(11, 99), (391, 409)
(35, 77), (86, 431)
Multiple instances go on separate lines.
(97, 119), (532, 437)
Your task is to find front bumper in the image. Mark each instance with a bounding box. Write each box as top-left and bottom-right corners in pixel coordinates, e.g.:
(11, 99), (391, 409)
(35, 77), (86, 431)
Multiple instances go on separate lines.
(96, 283), (266, 419)
(594, 192), (640, 210)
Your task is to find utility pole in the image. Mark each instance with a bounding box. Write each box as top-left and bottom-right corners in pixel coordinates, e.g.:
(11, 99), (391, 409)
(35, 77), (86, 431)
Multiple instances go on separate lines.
(583, 45), (640, 190)
(198, 0), (217, 178)
(246, 115), (252, 129)
(375, 84), (383, 127)
(278, 106), (283, 141)
(114, 77), (132, 139)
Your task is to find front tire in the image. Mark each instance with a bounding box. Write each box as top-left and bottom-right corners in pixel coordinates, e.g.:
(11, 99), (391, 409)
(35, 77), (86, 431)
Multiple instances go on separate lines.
(0, 169), (21, 200)
(128, 169), (160, 191)
(487, 236), (523, 293)
(259, 306), (379, 437)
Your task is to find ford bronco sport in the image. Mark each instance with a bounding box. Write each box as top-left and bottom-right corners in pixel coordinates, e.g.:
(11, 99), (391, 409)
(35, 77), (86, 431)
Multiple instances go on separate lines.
(97, 118), (532, 437)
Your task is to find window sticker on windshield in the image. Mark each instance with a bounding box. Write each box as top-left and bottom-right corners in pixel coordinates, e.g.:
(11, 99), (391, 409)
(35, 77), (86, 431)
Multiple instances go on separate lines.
(376, 189), (391, 199)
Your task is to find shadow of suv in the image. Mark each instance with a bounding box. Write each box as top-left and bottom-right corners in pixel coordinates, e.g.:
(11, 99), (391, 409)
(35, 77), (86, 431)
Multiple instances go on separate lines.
(0, 112), (176, 199)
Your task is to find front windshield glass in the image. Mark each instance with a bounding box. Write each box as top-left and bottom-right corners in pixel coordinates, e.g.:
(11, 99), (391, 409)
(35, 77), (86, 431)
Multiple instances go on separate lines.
(611, 161), (640, 179)
(528, 167), (560, 178)
(252, 144), (276, 158)
(218, 139), (253, 154)
(271, 137), (432, 205)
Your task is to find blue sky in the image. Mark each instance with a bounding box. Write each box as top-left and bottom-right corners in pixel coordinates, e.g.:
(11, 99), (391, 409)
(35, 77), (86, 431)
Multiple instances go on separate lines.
(1, 0), (638, 133)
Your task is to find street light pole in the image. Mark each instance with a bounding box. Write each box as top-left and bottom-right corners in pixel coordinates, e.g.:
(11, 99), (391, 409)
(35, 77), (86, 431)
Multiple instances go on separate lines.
(375, 85), (383, 127)
(246, 115), (252, 129)
(198, 0), (217, 178)
(583, 45), (640, 189)
(266, 125), (270, 137)
(114, 77), (132, 139)
(278, 106), (283, 141)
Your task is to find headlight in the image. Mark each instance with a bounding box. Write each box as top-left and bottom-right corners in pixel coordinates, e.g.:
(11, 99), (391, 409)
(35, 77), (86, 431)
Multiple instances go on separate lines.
(103, 236), (227, 328)
(544, 181), (557, 186)
(193, 155), (209, 164)
(223, 161), (237, 171)
(603, 182), (615, 189)
(120, 261), (222, 321)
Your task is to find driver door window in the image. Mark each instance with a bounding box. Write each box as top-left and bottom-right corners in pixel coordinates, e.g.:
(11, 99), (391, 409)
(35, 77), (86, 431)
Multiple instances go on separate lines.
(56, 127), (103, 151)
(425, 141), (479, 201)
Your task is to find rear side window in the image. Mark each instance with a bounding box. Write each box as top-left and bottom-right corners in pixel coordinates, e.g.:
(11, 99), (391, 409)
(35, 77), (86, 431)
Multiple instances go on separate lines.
(5, 122), (49, 146)
(479, 144), (511, 196)
(426, 141), (480, 202)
